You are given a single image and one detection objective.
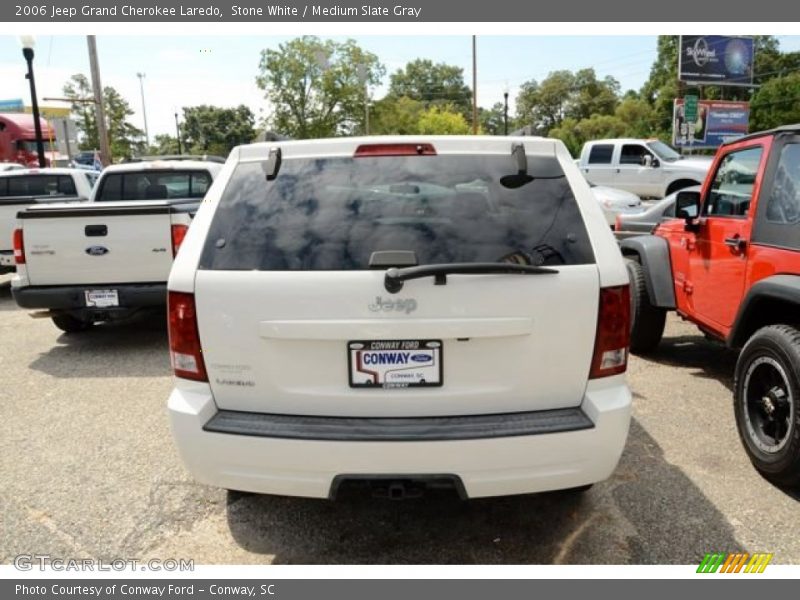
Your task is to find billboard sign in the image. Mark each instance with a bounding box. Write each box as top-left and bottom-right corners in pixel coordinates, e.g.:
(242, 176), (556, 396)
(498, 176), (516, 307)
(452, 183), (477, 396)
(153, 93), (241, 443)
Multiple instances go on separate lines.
(673, 99), (750, 149)
(0, 98), (24, 112)
(679, 36), (755, 86)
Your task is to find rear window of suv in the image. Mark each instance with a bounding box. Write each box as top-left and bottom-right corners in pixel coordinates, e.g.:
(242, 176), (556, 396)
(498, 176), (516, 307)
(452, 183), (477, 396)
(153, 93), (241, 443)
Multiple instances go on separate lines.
(96, 170), (211, 201)
(199, 154), (595, 271)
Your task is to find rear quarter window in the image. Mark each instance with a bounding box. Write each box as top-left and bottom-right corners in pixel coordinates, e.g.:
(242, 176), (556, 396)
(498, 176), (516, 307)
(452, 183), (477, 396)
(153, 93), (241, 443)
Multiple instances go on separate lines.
(199, 154), (595, 271)
(588, 144), (614, 165)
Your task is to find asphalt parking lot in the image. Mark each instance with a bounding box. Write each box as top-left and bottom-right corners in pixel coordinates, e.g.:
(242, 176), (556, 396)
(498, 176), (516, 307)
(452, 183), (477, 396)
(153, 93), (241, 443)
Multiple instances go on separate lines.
(1, 272), (798, 565)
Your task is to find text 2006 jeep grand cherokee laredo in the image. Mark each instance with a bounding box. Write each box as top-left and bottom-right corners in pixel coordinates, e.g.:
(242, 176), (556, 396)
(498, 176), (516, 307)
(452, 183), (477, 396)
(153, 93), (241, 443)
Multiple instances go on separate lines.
(167, 136), (633, 500)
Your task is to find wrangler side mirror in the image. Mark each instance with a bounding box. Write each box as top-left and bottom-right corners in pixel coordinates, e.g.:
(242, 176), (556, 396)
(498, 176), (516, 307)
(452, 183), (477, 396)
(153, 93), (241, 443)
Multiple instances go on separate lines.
(676, 190), (701, 225)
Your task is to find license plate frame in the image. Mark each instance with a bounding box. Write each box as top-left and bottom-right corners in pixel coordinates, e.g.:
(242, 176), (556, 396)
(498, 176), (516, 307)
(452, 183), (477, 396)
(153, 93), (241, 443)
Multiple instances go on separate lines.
(84, 289), (119, 308)
(348, 339), (443, 389)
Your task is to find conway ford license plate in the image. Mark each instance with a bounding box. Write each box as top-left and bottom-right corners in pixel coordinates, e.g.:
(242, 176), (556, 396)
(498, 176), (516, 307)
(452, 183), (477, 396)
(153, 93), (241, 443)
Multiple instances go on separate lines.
(348, 340), (442, 388)
(84, 289), (119, 308)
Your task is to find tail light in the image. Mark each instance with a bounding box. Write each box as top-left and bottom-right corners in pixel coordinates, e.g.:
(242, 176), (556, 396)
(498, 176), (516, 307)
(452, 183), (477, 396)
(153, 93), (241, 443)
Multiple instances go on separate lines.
(589, 285), (630, 379)
(171, 224), (189, 257)
(354, 143), (437, 157)
(168, 291), (207, 381)
(614, 215), (622, 231)
(12, 228), (25, 264)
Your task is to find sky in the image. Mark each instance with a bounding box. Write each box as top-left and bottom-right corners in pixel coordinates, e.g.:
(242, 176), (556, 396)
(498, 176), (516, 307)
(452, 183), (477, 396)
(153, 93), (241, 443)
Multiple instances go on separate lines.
(1, 34), (800, 140)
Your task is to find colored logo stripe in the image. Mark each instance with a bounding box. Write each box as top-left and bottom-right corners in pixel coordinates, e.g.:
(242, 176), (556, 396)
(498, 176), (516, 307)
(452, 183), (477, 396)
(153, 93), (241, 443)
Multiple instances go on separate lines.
(697, 552), (773, 573)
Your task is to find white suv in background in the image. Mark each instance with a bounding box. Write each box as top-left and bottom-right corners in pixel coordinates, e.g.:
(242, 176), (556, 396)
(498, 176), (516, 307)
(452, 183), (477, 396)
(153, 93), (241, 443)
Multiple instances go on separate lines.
(167, 136), (632, 500)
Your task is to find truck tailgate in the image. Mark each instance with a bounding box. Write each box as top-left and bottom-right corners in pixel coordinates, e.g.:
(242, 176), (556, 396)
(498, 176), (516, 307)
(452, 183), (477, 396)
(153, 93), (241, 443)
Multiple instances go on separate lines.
(20, 202), (176, 286)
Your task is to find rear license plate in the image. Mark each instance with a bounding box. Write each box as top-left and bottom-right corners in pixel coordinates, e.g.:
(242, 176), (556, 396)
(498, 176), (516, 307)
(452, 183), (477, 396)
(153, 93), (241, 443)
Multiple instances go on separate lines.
(84, 289), (119, 308)
(348, 340), (442, 388)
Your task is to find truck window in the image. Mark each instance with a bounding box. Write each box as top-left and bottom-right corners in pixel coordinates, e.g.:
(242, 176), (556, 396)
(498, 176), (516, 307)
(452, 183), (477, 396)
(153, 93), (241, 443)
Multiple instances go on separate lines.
(765, 143), (800, 225)
(3, 175), (76, 197)
(705, 147), (763, 218)
(588, 144), (614, 165)
(96, 170), (212, 201)
(620, 145), (651, 165)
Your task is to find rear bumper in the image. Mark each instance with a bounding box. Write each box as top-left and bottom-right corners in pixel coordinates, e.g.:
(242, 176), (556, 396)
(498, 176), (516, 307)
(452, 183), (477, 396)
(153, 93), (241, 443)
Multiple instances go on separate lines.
(12, 282), (166, 311)
(169, 377), (632, 499)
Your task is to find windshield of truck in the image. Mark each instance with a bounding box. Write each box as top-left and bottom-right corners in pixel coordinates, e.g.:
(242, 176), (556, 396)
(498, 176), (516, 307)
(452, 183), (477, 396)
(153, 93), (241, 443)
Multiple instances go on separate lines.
(199, 154), (595, 271)
(96, 170), (212, 201)
(647, 140), (682, 162)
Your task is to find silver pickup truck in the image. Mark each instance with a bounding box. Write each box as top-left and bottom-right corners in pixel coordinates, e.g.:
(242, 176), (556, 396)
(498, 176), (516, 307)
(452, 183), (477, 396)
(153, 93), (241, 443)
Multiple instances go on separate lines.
(11, 158), (222, 332)
(0, 168), (97, 274)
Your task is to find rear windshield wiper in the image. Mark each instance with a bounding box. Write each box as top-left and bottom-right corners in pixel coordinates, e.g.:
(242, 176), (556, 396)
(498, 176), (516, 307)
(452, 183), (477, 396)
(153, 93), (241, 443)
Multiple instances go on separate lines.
(384, 262), (557, 293)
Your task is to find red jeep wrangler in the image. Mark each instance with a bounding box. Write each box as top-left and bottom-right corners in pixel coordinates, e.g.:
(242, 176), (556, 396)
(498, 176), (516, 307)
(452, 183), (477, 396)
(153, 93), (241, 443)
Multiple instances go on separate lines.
(620, 125), (800, 487)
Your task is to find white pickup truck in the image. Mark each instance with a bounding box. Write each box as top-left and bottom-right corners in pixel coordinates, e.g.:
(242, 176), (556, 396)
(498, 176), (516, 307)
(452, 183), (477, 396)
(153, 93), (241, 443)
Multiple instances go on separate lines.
(577, 138), (712, 199)
(0, 168), (97, 274)
(11, 158), (222, 332)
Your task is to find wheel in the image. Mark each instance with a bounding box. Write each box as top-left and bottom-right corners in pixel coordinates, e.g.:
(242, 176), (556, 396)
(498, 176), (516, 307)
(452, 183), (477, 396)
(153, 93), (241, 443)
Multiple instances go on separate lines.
(625, 258), (666, 354)
(734, 325), (800, 488)
(51, 313), (91, 333)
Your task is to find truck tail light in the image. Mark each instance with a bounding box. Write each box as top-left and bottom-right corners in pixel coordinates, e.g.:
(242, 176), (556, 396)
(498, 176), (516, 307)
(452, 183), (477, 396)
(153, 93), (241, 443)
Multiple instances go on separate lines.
(168, 291), (207, 382)
(354, 143), (437, 157)
(171, 224), (189, 257)
(614, 215), (622, 231)
(13, 228), (25, 264)
(589, 285), (630, 379)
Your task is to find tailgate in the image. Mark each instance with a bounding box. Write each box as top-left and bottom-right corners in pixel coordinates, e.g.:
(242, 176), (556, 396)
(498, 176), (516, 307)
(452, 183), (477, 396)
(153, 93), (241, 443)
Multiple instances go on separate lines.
(195, 267), (599, 417)
(21, 204), (176, 286)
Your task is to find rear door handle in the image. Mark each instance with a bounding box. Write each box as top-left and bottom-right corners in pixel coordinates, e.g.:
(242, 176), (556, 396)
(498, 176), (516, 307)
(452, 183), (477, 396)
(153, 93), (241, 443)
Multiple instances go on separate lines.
(724, 236), (747, 250)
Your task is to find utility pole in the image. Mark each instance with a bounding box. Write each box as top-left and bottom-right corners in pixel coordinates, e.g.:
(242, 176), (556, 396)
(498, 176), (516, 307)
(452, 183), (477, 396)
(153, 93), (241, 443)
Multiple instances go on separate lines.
(136, 72), (150, 148)
(174, 111), (183, 154)
(20, 36), (46, 167)
(472, 35), (478, 134)
(87, 35), (111, 166)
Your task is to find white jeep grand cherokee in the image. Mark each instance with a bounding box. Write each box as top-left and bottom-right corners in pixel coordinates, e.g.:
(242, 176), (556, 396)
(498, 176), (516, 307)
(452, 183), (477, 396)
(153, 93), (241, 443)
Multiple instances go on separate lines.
(167, 136), (632, 499)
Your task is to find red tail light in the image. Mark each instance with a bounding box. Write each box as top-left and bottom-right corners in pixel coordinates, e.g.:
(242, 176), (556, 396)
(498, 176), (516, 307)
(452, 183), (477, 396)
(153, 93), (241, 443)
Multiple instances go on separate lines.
(354, 143), (437, 157)
(171, 224), (189, 257)
(614, 215), (622, 231)
(12, 228), (25, 264)
(168, 291), (207, 382)
(589, 285), (630, 379)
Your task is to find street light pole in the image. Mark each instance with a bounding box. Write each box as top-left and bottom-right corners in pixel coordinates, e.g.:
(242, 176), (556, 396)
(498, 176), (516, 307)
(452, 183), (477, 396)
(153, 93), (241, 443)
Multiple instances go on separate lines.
(472, 35), (478, 135)
(503, 91), (509, 136)
(19, 36), (46, 168)
(136, 72), (150, 148)
(174, 112), (183, 154)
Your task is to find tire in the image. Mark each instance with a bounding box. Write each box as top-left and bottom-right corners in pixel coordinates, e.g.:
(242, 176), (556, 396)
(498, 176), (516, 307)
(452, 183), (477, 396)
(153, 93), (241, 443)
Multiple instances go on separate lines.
(625, 258), (666, 354)
(734, 324), (800, 488)
(51, 313), (91, 333)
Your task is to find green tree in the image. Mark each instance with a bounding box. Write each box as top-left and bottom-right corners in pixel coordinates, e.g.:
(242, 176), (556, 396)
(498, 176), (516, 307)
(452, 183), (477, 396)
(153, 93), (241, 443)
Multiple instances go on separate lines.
(370, 96), (425, 135)
(388, 59), (472, 117)
(256, 36), (384, 138)
(479, 102), (510, 135)
(749, 73), (800, 131)
(614, 97), (659, 138)
(62, 74), (144, 159)
(416, 105), (471, 135)
(570, 69), (620, 121)
(181, 105), (256, 157)
(149, 134), (180, 155)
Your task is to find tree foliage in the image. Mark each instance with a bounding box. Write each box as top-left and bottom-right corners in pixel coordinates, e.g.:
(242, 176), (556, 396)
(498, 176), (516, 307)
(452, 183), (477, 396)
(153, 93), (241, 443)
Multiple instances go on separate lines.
(388, 59), (473, 117)
(256, 36), (384, 138)
(62, 73), (145, 159)
(180, 105), (256, 157)
(416, 105), (471, 135)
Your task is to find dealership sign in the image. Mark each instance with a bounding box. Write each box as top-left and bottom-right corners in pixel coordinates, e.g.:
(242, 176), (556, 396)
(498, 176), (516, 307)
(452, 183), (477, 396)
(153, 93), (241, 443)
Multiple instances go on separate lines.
(673, 99), (750, 149)
(679, 36), (755, 86)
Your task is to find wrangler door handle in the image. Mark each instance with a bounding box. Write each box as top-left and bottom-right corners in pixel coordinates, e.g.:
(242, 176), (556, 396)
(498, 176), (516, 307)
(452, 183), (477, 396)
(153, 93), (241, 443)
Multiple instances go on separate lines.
(724, 236), (747, 250)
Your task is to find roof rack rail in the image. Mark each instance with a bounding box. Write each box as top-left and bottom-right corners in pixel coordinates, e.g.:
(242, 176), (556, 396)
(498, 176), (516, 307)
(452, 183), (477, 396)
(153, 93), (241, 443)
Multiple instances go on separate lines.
(122, 154), (227, 164)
